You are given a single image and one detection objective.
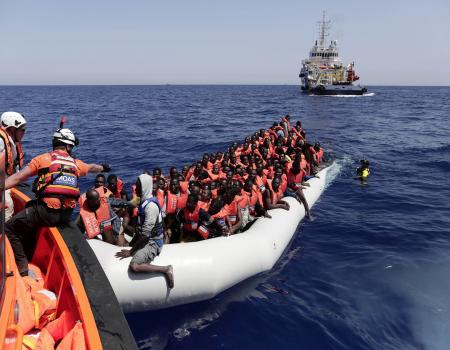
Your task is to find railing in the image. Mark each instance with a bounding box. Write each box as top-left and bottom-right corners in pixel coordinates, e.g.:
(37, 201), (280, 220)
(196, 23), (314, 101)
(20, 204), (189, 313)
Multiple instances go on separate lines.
(0, 151), (6, 308)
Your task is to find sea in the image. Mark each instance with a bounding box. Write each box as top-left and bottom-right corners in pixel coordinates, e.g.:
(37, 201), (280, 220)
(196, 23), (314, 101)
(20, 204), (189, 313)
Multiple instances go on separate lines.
(0, 85), (449, 350)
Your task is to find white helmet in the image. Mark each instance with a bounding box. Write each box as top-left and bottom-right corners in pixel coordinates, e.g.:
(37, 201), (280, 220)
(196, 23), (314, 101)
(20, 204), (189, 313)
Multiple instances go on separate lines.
(53, 128), (78, 146)
(1, 111), (27, 129)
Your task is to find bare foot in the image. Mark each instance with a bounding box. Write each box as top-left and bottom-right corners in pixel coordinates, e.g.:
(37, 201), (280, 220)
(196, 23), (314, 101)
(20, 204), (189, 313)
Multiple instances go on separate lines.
(165, 265), (174, 289)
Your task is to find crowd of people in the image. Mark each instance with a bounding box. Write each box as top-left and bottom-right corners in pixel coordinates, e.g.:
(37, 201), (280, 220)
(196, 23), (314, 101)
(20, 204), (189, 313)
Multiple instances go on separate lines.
(79, 114), (327, 246)
(2, 111), (327, 290)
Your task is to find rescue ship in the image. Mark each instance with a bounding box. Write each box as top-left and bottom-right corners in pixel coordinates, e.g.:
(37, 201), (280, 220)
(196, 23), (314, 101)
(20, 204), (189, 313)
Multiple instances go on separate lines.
(299, 12), (368, 95)
(0, 154), (137, 349)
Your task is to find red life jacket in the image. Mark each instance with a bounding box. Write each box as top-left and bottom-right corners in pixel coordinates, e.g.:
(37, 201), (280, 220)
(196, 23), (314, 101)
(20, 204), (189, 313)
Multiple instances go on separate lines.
(33, 150), (80, 199)
(156, 189), (165, 208)
(112, 178), (125, 199)
(183, 205), (200, 232)
(183, 205), (210, 239)
(225, 200), (238, 226)
(166, 191), (188, 214)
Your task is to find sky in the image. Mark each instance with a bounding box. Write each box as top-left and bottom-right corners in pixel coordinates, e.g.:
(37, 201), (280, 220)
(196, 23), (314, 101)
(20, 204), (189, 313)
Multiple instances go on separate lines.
(1, 0), (449, 85)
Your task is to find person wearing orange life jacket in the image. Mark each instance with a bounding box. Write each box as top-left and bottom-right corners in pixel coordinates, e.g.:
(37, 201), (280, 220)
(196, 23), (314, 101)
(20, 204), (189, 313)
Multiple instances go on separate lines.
(314, 142), (325, 165)
(154, 177), (166, 210)
(286, 161), (311, 218)
(243, 178), (270, 219)
(223, 187), (243, 235)
(76, 189), (122, 245)
(263, 177), (290, 211)
(164, 178), (187, 243)
(178, 194), (214, 241)
(94, 173), (113, 197)
(107, 174), (128, 200)
(0, 111), (27, 221)
(210, 181), (219, 199)
(5, 125), (109, 276)
(198, 185), (212, 210)
(207, 163), (221, 182)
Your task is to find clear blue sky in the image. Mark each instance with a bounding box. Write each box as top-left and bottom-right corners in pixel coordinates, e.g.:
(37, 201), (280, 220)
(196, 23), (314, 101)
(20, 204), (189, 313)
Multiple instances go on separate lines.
(1, 0), (449, 85)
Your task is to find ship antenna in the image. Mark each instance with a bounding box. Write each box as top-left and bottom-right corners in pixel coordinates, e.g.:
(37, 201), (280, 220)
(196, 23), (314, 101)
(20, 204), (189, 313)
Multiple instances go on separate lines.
(318, 10), (330, 48)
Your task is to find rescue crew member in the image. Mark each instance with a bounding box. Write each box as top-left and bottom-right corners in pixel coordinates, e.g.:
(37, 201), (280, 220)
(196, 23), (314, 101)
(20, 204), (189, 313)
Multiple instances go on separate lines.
(115, 174), (174, 289)
(0, 111), (27, 221)
(4, 127), (110, 276)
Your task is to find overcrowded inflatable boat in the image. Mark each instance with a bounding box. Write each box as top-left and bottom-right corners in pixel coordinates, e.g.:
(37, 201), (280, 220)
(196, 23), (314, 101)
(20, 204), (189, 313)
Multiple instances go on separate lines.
(88, 161), (338, 312)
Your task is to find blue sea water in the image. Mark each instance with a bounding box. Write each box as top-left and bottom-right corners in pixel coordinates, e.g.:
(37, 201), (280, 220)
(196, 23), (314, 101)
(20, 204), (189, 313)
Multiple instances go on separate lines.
(1, 85), (450, 350)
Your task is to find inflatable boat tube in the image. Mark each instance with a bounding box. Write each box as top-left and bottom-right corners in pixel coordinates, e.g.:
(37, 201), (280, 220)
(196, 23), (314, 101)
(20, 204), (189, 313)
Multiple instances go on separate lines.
(88, 162), (338, 312)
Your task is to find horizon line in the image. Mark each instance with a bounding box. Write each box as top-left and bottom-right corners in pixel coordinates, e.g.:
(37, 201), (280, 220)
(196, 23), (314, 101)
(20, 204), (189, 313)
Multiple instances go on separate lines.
(0, 83), (449, 87)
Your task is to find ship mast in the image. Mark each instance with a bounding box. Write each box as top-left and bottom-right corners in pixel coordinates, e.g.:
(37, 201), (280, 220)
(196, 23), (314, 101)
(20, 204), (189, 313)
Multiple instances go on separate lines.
(318, 11), (330, 48)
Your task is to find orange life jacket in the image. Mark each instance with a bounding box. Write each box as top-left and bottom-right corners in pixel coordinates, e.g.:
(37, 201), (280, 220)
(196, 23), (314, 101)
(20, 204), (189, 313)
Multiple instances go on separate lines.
(0, 128), (24, 176)
(56, 321), (86, 350)
(45, 310), (74, 343)
(180, 181), (189, 194)
(166, 191), (188, 214)
(198, 200), (210, 211)
(300, 155), (309, 175)
(211, 188), (218, 199)
(79, 190), (112, 239)
(22, 328), (55, 350)
(225, 200), (239, 226)
(287, 169), (305, 191)
(156, 189), (165, 208)
(33, 151), (80, 199)
(15, 267), (58, 336)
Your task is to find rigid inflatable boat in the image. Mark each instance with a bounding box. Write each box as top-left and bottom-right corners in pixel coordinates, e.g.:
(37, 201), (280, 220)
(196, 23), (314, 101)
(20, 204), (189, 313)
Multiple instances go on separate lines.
(1, 152), (137, 349)
(89, 161), (339, 313)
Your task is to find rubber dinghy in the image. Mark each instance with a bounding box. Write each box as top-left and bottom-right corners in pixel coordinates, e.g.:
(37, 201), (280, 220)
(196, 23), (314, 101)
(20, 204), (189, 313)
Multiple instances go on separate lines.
(89, 161), (338, 312)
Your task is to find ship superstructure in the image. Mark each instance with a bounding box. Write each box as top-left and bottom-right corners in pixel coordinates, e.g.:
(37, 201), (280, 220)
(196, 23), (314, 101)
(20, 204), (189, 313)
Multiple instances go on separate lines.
(299, 12), (367, 95)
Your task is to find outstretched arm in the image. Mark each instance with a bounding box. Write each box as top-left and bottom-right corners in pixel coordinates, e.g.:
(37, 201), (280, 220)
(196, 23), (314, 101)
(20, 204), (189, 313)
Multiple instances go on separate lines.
(87, 163), (109, 174)
(5, 166), (34, 190)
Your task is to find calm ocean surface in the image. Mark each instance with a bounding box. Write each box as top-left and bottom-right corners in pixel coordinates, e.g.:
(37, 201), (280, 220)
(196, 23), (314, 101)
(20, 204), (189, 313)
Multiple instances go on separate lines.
(1, 85), (449, 350)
